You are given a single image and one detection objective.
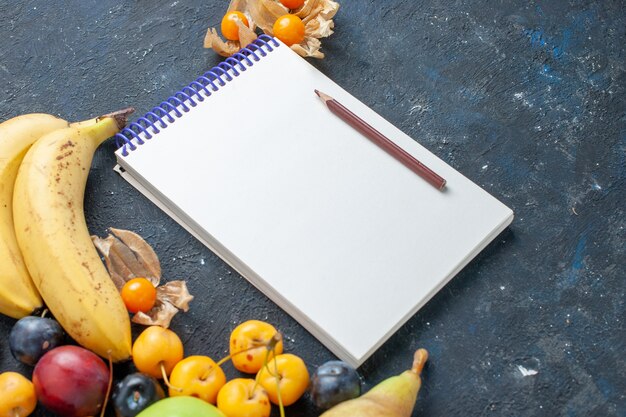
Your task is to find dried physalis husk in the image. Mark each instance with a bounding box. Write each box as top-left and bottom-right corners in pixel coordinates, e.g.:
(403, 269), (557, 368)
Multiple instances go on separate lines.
(291, 37), (324, 59)
(245, 0), (288, 33)
(131, 280), (193, 328)
(205, 0), (340, 59)
(92, 228), (160, 289)
(92, 228), (194, 328)
(237, 19), (260, 49)
(132, 301), (180, 329)
(204, 0), (258, 57)
(204, 28), (241, 57)
(204, 19), (259, 57)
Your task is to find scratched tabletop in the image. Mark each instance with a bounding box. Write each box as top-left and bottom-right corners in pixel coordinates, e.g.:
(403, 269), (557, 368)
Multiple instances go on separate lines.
(0, 1), (624, 416)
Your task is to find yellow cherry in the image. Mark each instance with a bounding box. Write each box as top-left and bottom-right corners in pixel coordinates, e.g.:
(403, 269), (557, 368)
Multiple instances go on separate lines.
(169, 355), (226, 404)
(217, 378), (271, 417)
(256, 353), (309, 406)
(132, 326), (184, 379)
(229, 320), (283, 374)
(0, 372), (37, 417)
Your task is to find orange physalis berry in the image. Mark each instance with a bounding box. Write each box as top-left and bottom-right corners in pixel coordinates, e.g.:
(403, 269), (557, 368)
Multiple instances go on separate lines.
(221, 11), (249, 41)
(272, 14), (305, 46)
(121, 277), (157, 313)
(280, 0), (305, 9)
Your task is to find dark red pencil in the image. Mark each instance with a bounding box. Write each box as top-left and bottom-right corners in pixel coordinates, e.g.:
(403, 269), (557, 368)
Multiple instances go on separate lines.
(315, 90), (446, 190)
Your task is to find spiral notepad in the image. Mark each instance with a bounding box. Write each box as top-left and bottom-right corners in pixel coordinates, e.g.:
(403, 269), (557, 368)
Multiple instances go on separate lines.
(114, 36), (513, 367)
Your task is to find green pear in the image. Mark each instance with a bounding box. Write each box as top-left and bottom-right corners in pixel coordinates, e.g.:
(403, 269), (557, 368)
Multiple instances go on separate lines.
(320, 349), (428, 417)
(136, 396), (226, 417)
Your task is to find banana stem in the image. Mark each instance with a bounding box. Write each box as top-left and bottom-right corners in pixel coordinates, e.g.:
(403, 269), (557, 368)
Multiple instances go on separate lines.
(96, 108), (135, 130)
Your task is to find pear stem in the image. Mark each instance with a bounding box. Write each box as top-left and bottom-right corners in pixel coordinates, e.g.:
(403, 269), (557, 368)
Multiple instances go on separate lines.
(97, 107), (135, 130)
(411, 348), (428, 375)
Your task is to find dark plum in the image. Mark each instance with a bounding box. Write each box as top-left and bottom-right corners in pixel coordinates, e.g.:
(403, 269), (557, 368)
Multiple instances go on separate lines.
(9, 316), (64, 365)
(112, 373), (165, 417)
(310, 360), (361, 409)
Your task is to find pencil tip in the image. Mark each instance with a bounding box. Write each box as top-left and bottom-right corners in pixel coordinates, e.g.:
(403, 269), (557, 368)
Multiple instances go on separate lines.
(314, 90), (333, 103)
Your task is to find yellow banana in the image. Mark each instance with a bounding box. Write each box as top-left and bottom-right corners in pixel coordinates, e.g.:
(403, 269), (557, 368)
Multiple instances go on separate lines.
(0, 114), (70, 319)
(13, 110), (133, 361)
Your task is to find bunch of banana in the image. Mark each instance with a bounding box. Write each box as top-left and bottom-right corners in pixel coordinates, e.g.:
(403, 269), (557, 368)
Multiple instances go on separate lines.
(0, 114), (71, 319)
(0, 109), (133, 362)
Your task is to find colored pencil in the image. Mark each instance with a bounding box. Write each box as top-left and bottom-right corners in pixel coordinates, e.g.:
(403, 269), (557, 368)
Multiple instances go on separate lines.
(315, 89), (446, 190)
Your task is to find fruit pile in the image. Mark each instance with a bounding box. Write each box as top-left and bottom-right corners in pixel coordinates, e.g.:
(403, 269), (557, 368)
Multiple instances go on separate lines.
(0, 113), (428, 417)
(1, 314), (370, 417)
(205, 0), (340, 59)
(3, 319), (428, 417)
(125, 320), (332, 417)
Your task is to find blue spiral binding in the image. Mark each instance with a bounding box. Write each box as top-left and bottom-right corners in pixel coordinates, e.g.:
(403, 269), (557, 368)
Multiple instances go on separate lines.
(115, 35), (280, 156)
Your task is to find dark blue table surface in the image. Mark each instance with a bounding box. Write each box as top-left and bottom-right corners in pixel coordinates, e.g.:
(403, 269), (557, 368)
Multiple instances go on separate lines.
(1, 1), (624, 416)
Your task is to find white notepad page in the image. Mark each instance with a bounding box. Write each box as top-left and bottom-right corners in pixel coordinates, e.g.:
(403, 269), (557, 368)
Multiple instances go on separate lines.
(115, 40), (513, 367)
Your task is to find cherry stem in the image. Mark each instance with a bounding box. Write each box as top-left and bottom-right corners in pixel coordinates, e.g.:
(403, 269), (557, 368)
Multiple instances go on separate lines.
(251, 332), (282, 393)
(248, 333), (285, 417)
(266, 332), (282, 351)
(100, 352), (114, 417)
(251, 347), (273, 393)
(273, 354), (285, 417)
(160, 362), (182, 392)
(199, 365), (216, 381)
(215, 332), (284, 372)
(215, 346), (256, 367)
(40, 309), (48, 318)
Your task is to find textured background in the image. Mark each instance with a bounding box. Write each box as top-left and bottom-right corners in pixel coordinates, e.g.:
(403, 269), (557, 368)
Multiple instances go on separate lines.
(0, 0), (624, 416)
